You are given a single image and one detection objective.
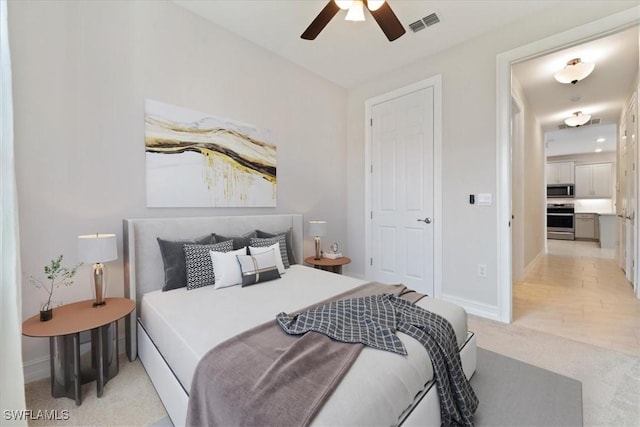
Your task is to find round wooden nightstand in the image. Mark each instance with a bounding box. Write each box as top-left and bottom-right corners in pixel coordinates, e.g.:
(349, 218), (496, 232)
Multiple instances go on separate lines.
(304, 256), (351, 274)
(22, 298), (134, 405)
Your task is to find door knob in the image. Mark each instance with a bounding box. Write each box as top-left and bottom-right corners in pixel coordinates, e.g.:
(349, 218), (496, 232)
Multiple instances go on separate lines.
(417, 218), (432, 224)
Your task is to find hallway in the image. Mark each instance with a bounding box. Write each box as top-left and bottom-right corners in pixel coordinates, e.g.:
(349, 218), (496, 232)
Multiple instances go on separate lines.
(513, 239), (640, 356)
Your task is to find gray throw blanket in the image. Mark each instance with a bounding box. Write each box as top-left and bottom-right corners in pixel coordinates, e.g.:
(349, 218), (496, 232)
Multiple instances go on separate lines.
(186, 282), (415, 427)
(277, 293), (479, 426)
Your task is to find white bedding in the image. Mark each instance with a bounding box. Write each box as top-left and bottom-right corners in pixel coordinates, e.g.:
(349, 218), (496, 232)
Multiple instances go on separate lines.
(140, 265), (469, 426)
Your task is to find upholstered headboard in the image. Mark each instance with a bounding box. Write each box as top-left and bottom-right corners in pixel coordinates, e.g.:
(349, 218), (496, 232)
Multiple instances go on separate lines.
(123, 214), (304, 360)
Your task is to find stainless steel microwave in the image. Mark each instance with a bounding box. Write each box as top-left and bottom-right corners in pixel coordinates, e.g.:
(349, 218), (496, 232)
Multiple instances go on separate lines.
(547, 184), (574, 198)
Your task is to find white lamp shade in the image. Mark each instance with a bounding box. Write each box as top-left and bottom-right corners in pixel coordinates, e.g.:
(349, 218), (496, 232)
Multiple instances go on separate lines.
(554, 58), (595, 84)
(367, 0), (385, 11)
(345, 0), (365, 21)
(78, 233), (118, 263)
(335, 0), (353, 10)
(308, 221), (327, 237)
(564, 111), (591, 127)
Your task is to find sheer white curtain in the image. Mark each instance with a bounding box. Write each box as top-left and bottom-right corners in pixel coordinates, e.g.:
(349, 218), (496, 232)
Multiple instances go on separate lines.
(0, 0), (27, 424)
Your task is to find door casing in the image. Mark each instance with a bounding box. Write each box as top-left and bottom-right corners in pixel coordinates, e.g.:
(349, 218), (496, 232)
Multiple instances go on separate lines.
(497, 7), (640, 322)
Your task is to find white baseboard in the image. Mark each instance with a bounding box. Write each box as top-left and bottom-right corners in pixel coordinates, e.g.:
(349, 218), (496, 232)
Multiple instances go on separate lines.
(441, 293), (501, 321)
(522, 250), (544, 280)
(23, 355), (51, 384)
(23, 336), (127, 384)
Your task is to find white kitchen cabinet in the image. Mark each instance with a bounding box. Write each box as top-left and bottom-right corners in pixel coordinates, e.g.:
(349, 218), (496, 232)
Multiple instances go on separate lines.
(575, 213), (598, 240)
(546, 161), (574, 184)
(574, 163), (612, 198)
(598, 214), (615, 248)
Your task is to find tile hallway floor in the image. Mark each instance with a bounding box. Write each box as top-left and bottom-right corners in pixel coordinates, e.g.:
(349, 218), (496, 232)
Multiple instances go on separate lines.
(513, 239), (640, 357)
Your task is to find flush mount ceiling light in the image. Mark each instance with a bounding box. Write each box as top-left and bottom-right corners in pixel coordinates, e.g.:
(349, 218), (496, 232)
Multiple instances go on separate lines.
(554, 58), (595, 84)
(564, 111), (591, 127)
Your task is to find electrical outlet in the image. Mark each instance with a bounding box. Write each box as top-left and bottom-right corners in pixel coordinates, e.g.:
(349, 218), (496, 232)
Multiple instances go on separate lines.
(477, 264), (487, 278)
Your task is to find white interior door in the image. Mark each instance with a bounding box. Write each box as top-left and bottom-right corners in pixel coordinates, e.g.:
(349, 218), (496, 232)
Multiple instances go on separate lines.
(619, 118), (628, 272)
(369, 86), (435, 296)
(511, 96), (524, 282)
(626, 94), (637, 288)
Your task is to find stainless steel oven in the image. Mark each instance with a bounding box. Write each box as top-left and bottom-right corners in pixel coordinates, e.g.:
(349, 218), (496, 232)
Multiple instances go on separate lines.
(547, 203), (575, 240)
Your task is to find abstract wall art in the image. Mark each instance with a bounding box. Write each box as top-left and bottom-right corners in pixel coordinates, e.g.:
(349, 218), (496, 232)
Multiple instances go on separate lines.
(145, 99), (276, 207)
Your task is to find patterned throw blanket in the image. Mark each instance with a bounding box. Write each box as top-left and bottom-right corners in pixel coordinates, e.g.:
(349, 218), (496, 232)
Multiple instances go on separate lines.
(277, 293), (478, 426)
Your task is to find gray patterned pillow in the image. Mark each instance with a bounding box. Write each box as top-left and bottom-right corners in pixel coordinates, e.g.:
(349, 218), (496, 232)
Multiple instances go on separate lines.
(250, 236), (290, 269)
(256, 228), (297, 265)
(157, 234), (215, 291)
(184, 240), (234, 290)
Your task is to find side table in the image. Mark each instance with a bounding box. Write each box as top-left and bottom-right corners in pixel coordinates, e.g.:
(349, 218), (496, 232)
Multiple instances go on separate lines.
(304, 256), (351, 274)
(22, 297), (135, 405)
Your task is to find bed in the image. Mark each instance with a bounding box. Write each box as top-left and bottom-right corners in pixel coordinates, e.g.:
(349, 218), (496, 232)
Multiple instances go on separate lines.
(123, 214), (477, 426)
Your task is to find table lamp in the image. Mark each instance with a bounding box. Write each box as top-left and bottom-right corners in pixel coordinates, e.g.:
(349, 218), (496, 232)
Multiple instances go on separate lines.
(308, 221), (327, 260)
(78, 233), (118, 307)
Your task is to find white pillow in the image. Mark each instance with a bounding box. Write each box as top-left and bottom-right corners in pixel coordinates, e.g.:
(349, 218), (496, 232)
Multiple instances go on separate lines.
(211, 247), (246, 289)
(249, 242), (285, 274)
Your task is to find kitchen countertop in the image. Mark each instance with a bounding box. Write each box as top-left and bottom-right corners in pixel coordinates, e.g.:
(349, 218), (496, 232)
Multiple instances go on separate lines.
(574, 211), (615, 215)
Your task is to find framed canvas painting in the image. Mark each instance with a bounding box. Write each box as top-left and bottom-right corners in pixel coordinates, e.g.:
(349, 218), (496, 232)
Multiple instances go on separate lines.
(145, 99), (276, 207)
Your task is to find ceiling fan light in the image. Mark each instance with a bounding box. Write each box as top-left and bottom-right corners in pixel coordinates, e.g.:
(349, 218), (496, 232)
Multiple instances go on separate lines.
(335, 0), (353, 10)
(554, 58), (595, 84)
(564, 111), (591, 127)
(345, 0), (366, 21)
(367, 0), (385, 11)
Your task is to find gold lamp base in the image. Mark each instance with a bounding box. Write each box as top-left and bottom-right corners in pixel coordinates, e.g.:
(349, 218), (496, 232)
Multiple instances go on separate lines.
(92, 262), (107, 307)
(314, 236), (322, 260)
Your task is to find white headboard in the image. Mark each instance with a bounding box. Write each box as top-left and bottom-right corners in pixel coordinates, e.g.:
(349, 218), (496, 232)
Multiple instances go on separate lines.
(122, 214), (304, 360)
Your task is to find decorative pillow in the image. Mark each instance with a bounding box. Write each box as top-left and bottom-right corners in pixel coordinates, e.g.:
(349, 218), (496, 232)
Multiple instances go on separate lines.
(250, 236), (290, 269)
(213, 230), (258, 250)
(184, 240), (234, 290)
(237, 249), (281, 287)
(211, 247), (247, 289)
(249, 242), (285, 274)
(256, 228), (297, 266)
(157, 234), (215, 291)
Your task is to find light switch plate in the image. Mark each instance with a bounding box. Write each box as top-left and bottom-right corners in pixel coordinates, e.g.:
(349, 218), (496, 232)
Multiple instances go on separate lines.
(476, 193), (492, 206)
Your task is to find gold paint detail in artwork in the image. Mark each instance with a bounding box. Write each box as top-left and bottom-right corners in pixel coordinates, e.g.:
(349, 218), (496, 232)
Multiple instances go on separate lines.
(145, 114), (277, 205)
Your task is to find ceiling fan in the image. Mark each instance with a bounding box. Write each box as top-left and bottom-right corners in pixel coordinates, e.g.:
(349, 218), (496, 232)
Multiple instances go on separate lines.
(301, 0), (406, 42)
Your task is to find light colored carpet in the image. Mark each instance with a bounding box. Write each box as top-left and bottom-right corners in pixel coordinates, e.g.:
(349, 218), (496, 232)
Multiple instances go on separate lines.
(24, 316), (639, 426)
(24, 354), (167, 426)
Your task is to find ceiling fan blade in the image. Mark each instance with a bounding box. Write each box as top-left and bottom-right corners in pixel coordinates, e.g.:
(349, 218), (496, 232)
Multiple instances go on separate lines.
(301, 1), (340, 40)
(368, 1), (406, 41)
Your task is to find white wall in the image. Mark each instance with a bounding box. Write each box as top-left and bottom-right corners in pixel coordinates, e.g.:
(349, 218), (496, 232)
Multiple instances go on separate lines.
(346, 2), (637, 314)
(9, 0), (348, 377)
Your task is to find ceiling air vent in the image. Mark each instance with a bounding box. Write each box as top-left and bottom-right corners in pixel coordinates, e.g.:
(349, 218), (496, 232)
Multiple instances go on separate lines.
(423, 13), (440, 27)
(409, 12), (440, 33)
(409, 20), (426, 33)
(558, 118), (601, 130)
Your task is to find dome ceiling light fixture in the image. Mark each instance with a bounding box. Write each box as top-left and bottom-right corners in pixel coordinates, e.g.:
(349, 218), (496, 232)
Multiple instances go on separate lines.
(554, 58), (595, 84)
(564, 111), (591, 127)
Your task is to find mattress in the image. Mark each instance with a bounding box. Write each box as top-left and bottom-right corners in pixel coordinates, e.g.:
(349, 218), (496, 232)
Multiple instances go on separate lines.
(140, 265), (469, 426)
